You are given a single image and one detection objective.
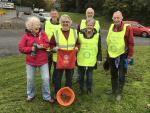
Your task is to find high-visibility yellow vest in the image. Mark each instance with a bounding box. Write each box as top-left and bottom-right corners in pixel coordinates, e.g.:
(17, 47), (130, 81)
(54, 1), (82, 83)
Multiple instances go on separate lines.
(106, 24), (127, 58)
(77, 32), (99, 66)
(53, 28), (77, 62)
(45, 20), (60, 41)
(80, 19), (100, 32)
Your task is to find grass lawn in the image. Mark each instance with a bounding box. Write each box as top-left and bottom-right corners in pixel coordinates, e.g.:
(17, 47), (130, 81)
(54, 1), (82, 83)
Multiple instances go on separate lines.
(0, 46), (150, 113)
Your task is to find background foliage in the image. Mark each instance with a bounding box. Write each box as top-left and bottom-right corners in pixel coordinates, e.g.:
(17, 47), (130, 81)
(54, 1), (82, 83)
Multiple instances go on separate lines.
(14, 0), (150, 25)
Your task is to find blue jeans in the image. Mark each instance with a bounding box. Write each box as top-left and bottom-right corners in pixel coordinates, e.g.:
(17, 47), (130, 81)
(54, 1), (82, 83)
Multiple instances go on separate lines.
(26, 63), (52, 100)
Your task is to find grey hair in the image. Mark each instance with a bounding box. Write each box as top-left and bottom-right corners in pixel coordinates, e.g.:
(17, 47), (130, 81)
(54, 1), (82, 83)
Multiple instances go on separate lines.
(86, 7), (95, 15)
(112, 10), (123, 19)
(86, 18), (95, 25)
(25, 16), (41, 30)
(59, 14), (72, 25)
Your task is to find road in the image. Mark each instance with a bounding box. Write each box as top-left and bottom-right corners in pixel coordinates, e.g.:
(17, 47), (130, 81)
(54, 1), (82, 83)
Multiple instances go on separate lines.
(0, 29), (150, 57)
(0, 11), (150, 56)
(0, 10), (28, 23)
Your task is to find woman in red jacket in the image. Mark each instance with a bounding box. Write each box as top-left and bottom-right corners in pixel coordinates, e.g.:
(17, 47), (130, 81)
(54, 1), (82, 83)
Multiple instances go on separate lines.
(18, 16), (54, 103)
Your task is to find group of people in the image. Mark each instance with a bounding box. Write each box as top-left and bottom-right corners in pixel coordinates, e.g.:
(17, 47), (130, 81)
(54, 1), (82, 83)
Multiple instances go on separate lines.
(18, 7), (134, 103)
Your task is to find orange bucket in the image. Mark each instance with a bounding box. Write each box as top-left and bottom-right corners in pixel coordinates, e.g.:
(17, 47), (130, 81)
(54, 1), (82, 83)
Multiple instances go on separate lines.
(56, 87), (75, 106)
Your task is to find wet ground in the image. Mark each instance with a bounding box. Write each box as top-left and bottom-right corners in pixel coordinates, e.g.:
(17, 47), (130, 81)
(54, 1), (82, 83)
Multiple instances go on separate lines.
(0, 29), (150, 57)
(0, 10), (149, 56)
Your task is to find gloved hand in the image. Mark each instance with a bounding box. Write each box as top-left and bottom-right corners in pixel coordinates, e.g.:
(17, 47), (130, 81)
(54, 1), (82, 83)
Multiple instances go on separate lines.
(31, 43), (38, 56)
(103, 59), (109, 71)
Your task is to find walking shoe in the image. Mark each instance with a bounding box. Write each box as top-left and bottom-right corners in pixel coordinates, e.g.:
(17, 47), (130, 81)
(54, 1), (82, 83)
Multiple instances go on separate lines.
(26, 96), (35, 102)
(44, 98), (54, 103)
(48, 98), (54, 103)
(87, 90), (92, 96)
(116, 94), (122, 101)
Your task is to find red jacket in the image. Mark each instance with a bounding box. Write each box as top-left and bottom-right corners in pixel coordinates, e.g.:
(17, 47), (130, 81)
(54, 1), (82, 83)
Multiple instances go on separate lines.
(18, 30), (49, 66)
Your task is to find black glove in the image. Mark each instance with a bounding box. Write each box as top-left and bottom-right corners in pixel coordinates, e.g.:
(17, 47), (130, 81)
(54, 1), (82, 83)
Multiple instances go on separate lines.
(31, 42), (38, 56)
(103, 59), (109, 71)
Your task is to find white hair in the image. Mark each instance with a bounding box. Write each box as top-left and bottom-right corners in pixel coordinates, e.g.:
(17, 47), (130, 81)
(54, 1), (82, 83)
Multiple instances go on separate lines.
(25, 16), (41, 31)
(59, 14), (72, 25)
(86, 7), (95, 15)
(86, 18), (95, 25)
(112, 10), (123, 20)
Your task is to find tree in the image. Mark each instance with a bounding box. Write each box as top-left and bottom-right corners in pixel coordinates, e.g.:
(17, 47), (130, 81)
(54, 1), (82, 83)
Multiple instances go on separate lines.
(103, 0), (150, 25)
(14, 0), (46, 9)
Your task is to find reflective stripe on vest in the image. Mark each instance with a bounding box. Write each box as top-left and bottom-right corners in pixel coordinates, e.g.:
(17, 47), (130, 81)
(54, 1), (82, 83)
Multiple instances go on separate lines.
(77, 32), (99, 66)
(80, 19), (100, 32)
(45, 20), (60, 40)
(106, 24), (127, 58)
(53, 28), (77, 62)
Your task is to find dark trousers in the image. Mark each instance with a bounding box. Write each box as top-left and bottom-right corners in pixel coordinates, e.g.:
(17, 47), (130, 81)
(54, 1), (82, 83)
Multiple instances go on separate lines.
(53, 63), (74, 95)
(78, 66), (94, 92)
(47, 51), (53, 81)
(109, 54), (127, 95)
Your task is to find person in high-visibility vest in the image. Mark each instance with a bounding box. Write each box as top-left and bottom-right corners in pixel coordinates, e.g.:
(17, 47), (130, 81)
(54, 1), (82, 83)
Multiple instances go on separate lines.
(77, 18), (102, 96)
(76, 7), (101, 82)
(105, 11), (134, 101)
(49, 14), (79, 98)
(44, 9), (60, 83)
(80, 7), (100, 33)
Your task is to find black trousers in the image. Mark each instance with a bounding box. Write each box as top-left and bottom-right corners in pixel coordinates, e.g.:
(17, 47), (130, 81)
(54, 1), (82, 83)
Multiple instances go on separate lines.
(78, 66), (94, 92)
(47, 51), (54, 84)
(109, 54), (127, 94)
(47, 51), (53, 71)
(53, 63), (74, 95)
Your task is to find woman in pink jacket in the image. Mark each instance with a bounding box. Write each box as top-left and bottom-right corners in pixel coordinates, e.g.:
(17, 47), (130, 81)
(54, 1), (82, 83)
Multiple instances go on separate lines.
(18, 16), (54, 103)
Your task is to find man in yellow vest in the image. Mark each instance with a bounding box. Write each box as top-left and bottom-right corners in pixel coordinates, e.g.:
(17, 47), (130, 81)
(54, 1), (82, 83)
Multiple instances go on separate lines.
(80, 7), (100, 33)
(77, 18), (102, 95)
(106, 11), (134, 101)
(44, 9), (60, 83)
(49, 14), (79, 98)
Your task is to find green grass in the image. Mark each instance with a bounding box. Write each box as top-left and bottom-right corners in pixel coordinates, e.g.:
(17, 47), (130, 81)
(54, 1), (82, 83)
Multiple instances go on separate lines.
(59, 12), (111, 29)
(0, 46), (150, 113)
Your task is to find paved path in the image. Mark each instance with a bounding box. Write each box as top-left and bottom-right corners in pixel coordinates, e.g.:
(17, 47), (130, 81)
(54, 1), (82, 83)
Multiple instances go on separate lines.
(0, 29), (149, 56)
(0, 10), (149, 56)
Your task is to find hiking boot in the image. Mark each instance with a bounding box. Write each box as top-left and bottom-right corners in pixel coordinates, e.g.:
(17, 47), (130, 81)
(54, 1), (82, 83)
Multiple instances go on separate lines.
(79, 90), (83, 95)
(87, 90), (92, 96)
